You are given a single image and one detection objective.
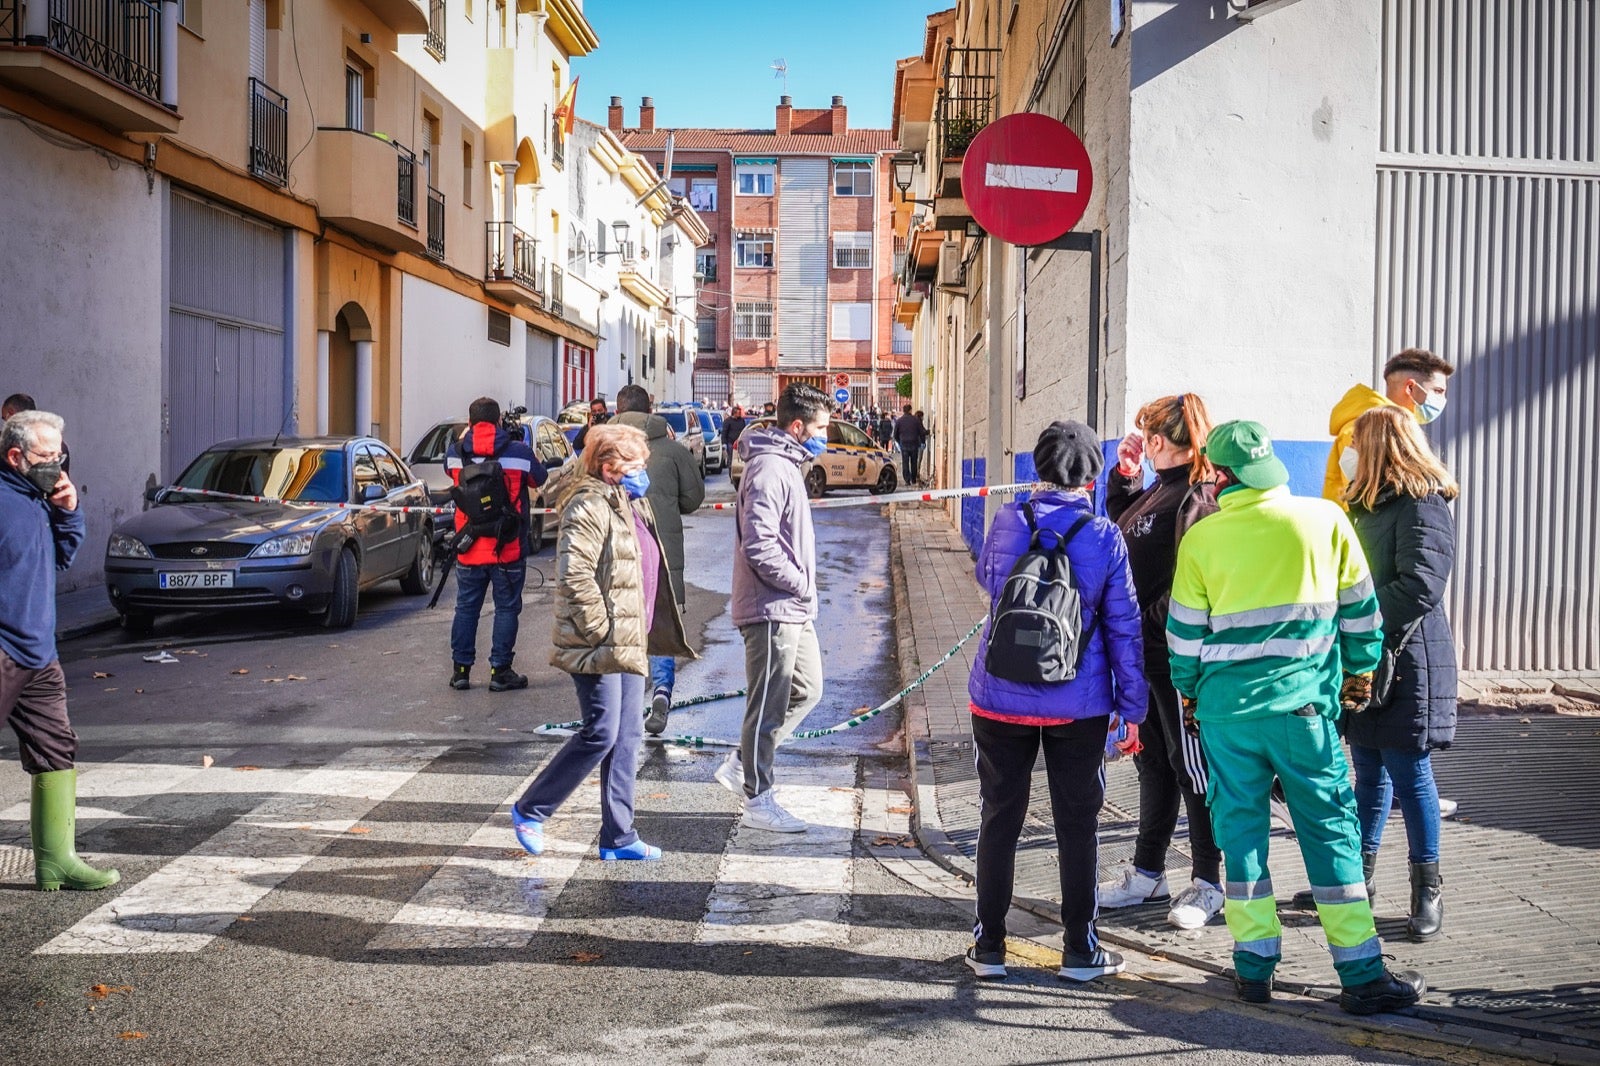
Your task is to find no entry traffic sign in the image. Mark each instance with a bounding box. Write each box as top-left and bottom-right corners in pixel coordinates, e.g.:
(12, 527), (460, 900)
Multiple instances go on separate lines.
(961, 113), (1093, 246)
(834, 373), (850, 388)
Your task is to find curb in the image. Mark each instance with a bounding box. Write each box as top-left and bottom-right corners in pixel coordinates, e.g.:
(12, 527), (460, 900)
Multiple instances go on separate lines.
(58, 613), (120, 642)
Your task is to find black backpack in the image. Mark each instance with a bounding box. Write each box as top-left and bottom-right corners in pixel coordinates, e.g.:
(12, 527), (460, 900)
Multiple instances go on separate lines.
(985, 504), (1095, 685)
(448, 444), (519, 552)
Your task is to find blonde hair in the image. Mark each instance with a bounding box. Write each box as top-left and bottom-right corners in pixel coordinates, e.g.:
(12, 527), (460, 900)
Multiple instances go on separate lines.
(1344, 406), (1459, 509)
(580, 423), (649, 479)
(1134, 393), (1214, 484)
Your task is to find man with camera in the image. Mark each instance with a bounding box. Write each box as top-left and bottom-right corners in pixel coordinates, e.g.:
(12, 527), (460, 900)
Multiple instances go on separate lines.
(572, 396), (610, 454)
(445, 397), (543, 692)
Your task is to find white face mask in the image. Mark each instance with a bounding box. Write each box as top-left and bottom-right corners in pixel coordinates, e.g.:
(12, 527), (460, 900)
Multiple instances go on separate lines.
(1338, 446), (1359, 481)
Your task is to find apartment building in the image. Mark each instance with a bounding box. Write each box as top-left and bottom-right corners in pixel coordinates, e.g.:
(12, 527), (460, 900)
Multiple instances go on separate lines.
(0, 0), (602, 590)
(891, 0), (1599, 675)
(610, 95), (907, 410)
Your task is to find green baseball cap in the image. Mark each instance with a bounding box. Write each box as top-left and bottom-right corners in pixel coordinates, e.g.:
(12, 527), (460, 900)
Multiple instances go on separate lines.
(1204, 420), (1289, 489)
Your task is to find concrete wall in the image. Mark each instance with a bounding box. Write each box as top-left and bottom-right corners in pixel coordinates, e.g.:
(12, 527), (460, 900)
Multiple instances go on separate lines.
(398, 273), (525, 453)
(0, 121), (164, 591)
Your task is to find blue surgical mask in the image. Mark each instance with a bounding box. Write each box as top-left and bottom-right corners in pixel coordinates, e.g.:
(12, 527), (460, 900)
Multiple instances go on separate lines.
(1415, 395), (1447, 424)
(801, 435), (827, 458)
(620, 470), (650, 499)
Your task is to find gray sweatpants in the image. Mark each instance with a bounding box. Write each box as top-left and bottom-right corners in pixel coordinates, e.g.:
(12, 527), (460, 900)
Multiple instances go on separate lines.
(738, 620), (823, 798)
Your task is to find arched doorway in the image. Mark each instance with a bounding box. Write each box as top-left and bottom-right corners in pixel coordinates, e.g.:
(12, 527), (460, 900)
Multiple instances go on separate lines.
(328, 302), (372, 436)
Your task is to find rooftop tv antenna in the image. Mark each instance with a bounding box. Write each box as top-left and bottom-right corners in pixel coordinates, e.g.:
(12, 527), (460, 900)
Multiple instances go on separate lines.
(771, 58), (788, 95)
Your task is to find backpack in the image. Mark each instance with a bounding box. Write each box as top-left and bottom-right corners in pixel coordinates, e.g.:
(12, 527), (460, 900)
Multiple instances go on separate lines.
(984, 504), (1095, 685)
(448, 443), (519, 552)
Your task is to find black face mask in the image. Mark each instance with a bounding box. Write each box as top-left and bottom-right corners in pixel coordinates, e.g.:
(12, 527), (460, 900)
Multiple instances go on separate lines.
(22, 459), (62, 496)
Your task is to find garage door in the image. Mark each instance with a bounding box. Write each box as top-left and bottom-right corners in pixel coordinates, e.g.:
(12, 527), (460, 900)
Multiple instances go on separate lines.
(167, 191), (287, 476)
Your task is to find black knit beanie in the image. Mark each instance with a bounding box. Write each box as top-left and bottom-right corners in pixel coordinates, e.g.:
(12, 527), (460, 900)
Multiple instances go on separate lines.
(1033, 420), (1103, 488)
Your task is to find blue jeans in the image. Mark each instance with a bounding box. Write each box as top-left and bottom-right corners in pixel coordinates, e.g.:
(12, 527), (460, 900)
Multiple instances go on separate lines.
(515, 671), (646, 850)
(649, 655), (675, 698)
(449, 562), (525, 669)
(1350, 744), (1441, 864)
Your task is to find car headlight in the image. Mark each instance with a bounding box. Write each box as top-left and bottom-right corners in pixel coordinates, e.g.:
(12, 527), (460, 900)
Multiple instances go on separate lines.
(250, 532), (316, 558)
(107, 533), (153, 559)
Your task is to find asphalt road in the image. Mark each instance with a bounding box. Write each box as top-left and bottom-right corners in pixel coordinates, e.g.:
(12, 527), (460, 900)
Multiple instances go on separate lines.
(0, 473), (1447, 1065)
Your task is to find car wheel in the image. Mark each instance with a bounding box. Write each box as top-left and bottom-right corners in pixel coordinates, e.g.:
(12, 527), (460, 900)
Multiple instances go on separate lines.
(320, 546), (360, 629)
(805, 466), (827, 499)
(871, 467), (898, 495)
(398, 533), (434, 595)
(528, 510), (546, 555)
(119, 609), (155, 635)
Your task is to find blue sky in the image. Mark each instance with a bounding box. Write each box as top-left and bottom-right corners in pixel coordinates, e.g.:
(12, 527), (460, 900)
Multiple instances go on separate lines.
(572, 1), (937, 131)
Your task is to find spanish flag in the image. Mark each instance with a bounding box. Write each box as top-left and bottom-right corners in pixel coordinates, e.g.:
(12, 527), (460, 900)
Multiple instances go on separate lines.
(554, 77), (578, 140)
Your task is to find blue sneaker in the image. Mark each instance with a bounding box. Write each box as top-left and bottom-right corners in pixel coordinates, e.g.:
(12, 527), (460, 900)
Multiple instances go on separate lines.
(510, 808), (544, 856)
(599, 839), (662, 861)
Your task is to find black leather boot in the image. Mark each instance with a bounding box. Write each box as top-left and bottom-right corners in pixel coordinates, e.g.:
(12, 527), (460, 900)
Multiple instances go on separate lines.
(1407, 861), (1443, 942)
(1339, 967), (1426, 1015)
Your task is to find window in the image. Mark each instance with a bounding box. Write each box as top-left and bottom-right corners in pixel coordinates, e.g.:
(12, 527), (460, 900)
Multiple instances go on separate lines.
(834, 161), (873, 196)
(354, 446), (384, 495)
(344, 65), (365, 130)
(426, 0), (446, 60)
(177, 0), (202, 33)
(668, 177), (687, 198)
(696, 249), (717, 282)
(421, 113), (440, 189)
(689, 179), (717, 212)
(372, 447), (409, 490)
(735, 301), (774, 340)
(488, 308), (511, 346)
(462, 140), (473, 207)
(697, 315), (716, 351)
(833, 422), (872, 448)
(735, 235), (773, 269)
(736, 165), (774, 196)
(830, 302), (871, 341)
(833, 232), (871, 269)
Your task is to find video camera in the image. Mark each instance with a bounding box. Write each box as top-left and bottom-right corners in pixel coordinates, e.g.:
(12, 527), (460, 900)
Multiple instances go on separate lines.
(500, 402), (528, 432)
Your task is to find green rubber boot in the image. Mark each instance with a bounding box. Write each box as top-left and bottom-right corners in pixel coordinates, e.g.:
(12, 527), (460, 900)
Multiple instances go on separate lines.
(31, 770), (120, 892)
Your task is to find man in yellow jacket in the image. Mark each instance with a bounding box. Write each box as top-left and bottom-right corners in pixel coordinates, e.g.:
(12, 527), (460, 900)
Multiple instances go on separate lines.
(1169, 421), (1426, 1015)
(1323, 347), (1454, 503)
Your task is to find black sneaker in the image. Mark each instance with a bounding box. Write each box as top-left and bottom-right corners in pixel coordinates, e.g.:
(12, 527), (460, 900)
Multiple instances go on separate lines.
(964, 945), (1007, 980)
(1339, 968), (1426, 1015)
(488, 666), (528, 692)
(644, 690), (670, 736)
(1234, 973), (1274, 1003)
(1058, 947), (1125, 981)
(448, 664), (471, 691)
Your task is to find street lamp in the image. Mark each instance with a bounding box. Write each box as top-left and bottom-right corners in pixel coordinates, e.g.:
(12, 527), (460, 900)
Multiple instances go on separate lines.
(591, 219), (633, 261)
(891, 151), (936, 207)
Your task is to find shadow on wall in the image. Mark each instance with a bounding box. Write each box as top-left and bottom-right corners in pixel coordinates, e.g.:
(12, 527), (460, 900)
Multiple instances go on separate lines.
(1129, 0), (1246, 92)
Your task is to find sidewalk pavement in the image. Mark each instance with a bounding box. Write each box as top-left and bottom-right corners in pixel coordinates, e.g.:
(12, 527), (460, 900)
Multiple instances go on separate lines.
(56, 584), (120, 642)
(889, 500), (1600, 1066)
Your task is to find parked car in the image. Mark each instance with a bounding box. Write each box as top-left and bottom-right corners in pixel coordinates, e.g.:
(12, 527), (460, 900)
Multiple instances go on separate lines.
(697, 409), (725, 473)
(405, 414), (573, 551)
(104, 437), (434, 631)
(656, 408), (707, 477)
(727, 417), (897, 498)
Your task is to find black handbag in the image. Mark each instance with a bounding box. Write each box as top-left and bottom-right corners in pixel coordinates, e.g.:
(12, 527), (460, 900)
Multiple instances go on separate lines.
(1370, 616), (1425, 708)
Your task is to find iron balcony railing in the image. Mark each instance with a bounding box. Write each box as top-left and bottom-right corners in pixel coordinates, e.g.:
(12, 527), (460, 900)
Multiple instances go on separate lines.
(549, 264), (564, 316)
(1, 0), (164, 102)
(936, 41), (1001, 160)
(892, 337), (913, 356)
(426, 185), (445, 260)
(248, 77), (288, 187)
(424, 0), (445, 60)
(552, 116), (564, 169)
(485, 222), (541, 293)
(397, 147), (417, 228)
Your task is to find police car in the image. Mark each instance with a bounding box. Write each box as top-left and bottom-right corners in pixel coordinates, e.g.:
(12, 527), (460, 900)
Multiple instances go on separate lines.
(729, 417), (898, 498)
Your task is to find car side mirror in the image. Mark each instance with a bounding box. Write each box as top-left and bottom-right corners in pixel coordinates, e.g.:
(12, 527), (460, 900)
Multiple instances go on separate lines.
(360, 483), (386, 502)
(143, 484), (164, 503)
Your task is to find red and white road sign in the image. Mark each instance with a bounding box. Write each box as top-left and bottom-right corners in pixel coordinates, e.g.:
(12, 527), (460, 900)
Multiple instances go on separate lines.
(834, 373), (850, 388)
(961, 113), (1093, 246)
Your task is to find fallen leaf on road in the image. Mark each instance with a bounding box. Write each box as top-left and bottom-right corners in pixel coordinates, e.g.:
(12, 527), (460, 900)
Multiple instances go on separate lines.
(92, 671), (112, 679)
(234, 765), (261, 772)
(116, 1031), (148, 1041)
(743, 951), (753, 956)
(235, 916), (255, 922)
(231, 669), (249, 676)
(568, 951), (602, 963)
(646, 792), (669, 800)
(201, 755), (214, 768)
(347, 826), (372, 834)
(887, 806), (913, 815)
(382, 650), (400, 656)
(296, 825), (311, 830)
(286, 674), (308, 682)
(134, 689), (144, 694)
(86, 984), (132, 1000)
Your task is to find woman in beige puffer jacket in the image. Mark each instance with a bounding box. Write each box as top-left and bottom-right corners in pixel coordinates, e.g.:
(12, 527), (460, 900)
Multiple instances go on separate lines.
(509, 424), (691, 862)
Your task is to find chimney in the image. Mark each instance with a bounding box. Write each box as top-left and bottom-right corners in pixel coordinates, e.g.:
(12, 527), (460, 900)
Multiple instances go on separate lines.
(775, 95), (793, 136)
(607, 95), (623, 132)
(830, 95), (847, 135)
(639, 96), (655, 133)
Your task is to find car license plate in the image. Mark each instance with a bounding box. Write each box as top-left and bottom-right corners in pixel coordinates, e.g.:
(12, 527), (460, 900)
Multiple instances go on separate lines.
(158, 571), (235, 590)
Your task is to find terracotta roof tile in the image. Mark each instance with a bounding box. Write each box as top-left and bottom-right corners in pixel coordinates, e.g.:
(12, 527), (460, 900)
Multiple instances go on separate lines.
(619, 128), (898, 155)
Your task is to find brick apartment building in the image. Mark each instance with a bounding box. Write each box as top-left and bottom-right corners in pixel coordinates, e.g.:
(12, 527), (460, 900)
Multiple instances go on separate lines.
(611, 95), (908, 411)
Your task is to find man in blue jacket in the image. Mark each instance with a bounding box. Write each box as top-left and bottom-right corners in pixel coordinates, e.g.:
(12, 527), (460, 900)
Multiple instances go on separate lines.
(0, 410), (118, 891)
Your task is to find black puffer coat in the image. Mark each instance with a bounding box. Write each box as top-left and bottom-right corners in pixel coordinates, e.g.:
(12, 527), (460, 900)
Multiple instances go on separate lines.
(1344, 490), (1458, 753)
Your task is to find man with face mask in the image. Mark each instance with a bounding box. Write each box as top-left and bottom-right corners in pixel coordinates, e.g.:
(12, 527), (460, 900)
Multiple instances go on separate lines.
(715, 383), (829, 833)
(0, 410), (118, 892)
(1324, 348), (1454, 505)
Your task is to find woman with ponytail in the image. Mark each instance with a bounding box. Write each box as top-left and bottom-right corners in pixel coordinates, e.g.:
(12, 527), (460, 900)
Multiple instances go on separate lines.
(1098, 393), (1225, 930)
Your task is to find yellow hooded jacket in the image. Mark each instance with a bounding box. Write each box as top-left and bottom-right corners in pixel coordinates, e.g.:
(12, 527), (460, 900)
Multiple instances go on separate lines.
(1323, 384), (1401, 506)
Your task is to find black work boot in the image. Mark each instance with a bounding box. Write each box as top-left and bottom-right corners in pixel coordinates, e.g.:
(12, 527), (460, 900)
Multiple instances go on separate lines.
(1407, 861), (1443, 942)
(489, 665), (528, 692)
(449, 664), (471, 691)
(1233, 972), (1273, 1004)
(1291, 851), (1379, 910)
(1339, 967), (1426, 1015)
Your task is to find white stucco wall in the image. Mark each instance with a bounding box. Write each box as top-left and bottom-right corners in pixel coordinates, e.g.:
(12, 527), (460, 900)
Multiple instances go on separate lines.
(1123, 0), (1381, 452)
(0, 120), (164, 592)
(398, 275), (526, 453)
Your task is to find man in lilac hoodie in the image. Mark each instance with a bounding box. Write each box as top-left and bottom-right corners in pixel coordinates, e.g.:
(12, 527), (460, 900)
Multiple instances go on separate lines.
(713, 383), (830, 833)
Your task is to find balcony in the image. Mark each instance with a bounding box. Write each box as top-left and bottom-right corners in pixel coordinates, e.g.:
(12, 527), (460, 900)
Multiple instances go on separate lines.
(551, 116), (564, 169)
(426, 185), (444, 260)
(548, 264), (564, 317)
(485, 221), (543, 307)
(248, 77), (288, 187)
(934, 41), (999, 207)
(424, 0), (444, 60)
(315, 128), (426, 254)
(0, 0), (179, 133)
(360, 0), (428, 35)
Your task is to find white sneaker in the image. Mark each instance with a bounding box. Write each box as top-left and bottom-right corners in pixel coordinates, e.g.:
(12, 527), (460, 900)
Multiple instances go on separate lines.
(1167, 878), (1226, 930)
(741, 790), (807, 833)
(1439, 797), (1459, 819)
(713, 751), (744, 796)
(1097, 867), (1169, 909)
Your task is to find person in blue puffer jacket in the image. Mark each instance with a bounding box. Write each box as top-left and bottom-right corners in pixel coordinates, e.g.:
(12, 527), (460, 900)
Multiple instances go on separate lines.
(963, 420), (1147, 984)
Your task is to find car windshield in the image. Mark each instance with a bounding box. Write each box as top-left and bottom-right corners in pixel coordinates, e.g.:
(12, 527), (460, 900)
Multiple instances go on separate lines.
(409, 423), (464, 464)
(171, 446), (348, 503)
(698, 412), (716, 435)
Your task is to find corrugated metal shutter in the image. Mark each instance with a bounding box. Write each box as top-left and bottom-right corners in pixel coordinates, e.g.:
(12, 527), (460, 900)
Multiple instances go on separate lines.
(1376, 0), (1599, 673)
(778, 158), (827, 369)
(249, 0), (266, 83)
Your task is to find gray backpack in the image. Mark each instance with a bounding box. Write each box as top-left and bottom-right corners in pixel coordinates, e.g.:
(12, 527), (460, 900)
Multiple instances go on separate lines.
(985, 504), (1094, 685)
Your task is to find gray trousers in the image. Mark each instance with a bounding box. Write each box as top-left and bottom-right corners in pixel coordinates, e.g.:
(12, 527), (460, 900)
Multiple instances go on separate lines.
(738, 620), (823, 798)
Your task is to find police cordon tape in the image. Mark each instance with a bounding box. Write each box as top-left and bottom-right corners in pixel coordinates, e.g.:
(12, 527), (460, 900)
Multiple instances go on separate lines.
(530, 616), (988, 749)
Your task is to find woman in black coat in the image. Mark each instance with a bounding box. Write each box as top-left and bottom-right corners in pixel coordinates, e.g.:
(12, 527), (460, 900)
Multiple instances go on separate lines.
(1342, 406), (1459, 942)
